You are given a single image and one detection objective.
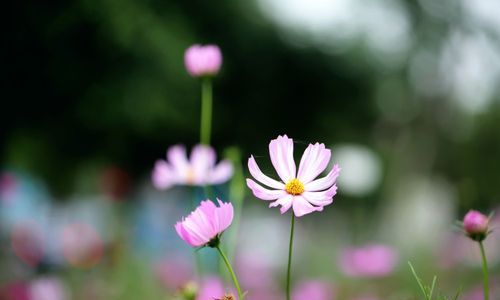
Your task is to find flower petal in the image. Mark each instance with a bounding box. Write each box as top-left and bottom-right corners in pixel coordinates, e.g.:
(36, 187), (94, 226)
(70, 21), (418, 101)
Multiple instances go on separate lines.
(297, 143), (331, 184)
(209, 160), (234, 185)
(175, 222), (203, 247)
(302, 184), (337, 207)
(248, 155), (285, 189)
(190, 145), (216, 184)
(215, 199), (234, 233)
(269, 135), (296, 182)
(151, 160), (175, 190)
(269, 194), (293, 214)
(246, 179), (286, 200)
(292, 196), (324, 217)
(167, 145), (190, 174)
(304, 164), (341, 192)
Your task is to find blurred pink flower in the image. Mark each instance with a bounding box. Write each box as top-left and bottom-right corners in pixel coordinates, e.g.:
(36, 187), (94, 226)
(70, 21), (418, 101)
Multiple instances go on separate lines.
(196, 277), (234, 300)
(292, 280), (335, 300)
(29, 277), (67, 300)
(175, 199), (233, 247)
(152, 145), (233, 190)
(339, 244), (398, 278)
(60, 223), (103, 269)
(463, 210), (489, 241)
(0, 172), (17, 201)
(11, 221), (44, 267)
(0, 281), (29, 300)
(184, 44), (222, 77)
(246, 135), (340, 217)
(155, 257), (193, 290)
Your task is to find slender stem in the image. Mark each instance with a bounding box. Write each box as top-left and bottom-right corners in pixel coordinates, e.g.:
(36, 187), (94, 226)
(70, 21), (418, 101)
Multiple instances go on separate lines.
(200, 77), (213, 145)
(216, 245), (243, 299)
(479, 241), (489, 300)
(286, 213), (295, 300)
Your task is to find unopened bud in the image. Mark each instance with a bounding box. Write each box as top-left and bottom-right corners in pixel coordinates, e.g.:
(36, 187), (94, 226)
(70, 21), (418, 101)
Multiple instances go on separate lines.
(463, 210), (489, 241)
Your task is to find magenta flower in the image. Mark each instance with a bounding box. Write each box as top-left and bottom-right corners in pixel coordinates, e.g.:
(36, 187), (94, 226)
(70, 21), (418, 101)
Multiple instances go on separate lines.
(339, 244), (398, 278)
(175, 199), (234, 247)
(185, 44), (222, 77)
(292, 280), (335, 300)
(463, 210), (490, 241)
(246, 135), (340, 217)
(152, 144), (233, 190)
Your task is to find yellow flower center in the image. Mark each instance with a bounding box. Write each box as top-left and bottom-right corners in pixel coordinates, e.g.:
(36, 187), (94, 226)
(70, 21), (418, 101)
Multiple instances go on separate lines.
(285, 178), (305, 195)
(186, 168), (196, 184)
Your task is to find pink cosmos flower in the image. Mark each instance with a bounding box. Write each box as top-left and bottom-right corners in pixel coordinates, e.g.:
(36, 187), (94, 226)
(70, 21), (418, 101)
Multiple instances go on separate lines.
(184, 44), (222, 77)
(246, 135), (340, 217)
(339, 244), (398, 278)
(292, 280), (335, 300)
(175, 199), (234, 247)
(152, 144), (233, 190)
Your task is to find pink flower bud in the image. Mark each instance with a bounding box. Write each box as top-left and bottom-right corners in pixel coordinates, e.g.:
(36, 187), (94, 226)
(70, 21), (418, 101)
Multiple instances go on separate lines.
(463, 210), (489, 241)
(184, 44), (222, 77)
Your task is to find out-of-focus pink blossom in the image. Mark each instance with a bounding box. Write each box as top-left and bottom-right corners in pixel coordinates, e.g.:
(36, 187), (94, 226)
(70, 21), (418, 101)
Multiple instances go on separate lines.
(155, 257), (193, 290)
(60, 223), (103, 268)
(339, 244), (398, 278)
(29, 277), (67, 300)
(152, 145), (233, 190)
(292, 280), (335, 300)
(196, 277), (234, 300)
(247, 135), (341, 217)
(175, 199), (233, 247)
(11, 221), (44, 267)
(463, 210), (489, 241)
(0, 173), (17, 201)
(184, 44), (222, 77)
(0, 281), (29, 300)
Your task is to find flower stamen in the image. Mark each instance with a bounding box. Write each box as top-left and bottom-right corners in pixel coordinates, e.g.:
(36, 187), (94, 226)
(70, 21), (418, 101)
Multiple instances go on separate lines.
(285, 178), (305, 195)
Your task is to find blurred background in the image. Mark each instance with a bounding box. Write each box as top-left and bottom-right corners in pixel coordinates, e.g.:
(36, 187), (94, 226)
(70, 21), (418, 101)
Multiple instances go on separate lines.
(2, 0), (500, 299)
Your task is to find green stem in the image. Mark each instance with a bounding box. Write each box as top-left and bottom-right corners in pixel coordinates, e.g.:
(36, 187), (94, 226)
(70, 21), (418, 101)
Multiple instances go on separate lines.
(479, 241), (489, 300)
(216, 245), (243, 299)
(286, 213), (295, 300)
(200, 77), (213, 145)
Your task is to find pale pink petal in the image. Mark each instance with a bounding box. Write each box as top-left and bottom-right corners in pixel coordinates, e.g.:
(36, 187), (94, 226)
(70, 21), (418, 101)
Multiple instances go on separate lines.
(167, 145), (190, 175)
(175, 222), (201, 247)
(304, 164), (341, 192)
(269, 135), (296, 182)
(246, 179), (287, 200)
(182, 221), (211, 246)
(151, 160), (176, 190)
(292, 196), (323, 217)
(216, 199), (234, 233)
(297, 143), (331, 184)
(210, 160), (234, 184)
(190, 145), (216, 184)
(302, 185), (337, 207)
(269, 195), (293, 214)
(198, 200), (218, 232)
(248, 155), (285, 189)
